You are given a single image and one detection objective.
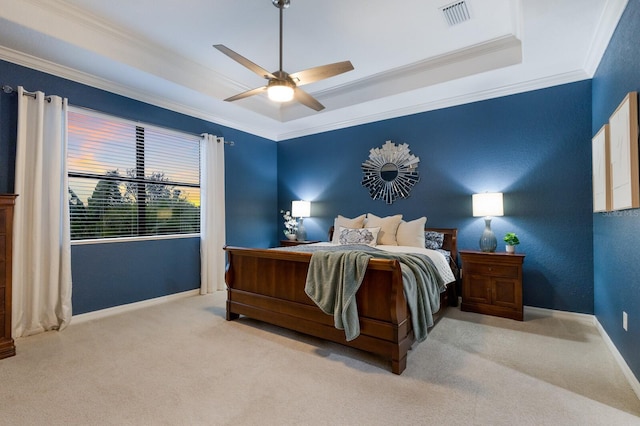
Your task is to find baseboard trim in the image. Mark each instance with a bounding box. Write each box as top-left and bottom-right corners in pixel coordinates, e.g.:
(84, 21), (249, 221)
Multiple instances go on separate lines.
(524, 305), (640, 401)
(71, 289), (200, 325)
(524, 305), (595, 325)
(594, 318), (640, 401)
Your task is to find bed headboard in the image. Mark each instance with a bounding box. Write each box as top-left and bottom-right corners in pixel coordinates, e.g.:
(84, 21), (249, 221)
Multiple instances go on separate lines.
(327, 226), (458, 262)
(427, 228), (458, 263)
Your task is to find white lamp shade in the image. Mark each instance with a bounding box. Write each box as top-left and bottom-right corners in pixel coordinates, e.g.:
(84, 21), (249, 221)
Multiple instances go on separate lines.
(291, 200), (311, 218)
(472, 192), (504, 217)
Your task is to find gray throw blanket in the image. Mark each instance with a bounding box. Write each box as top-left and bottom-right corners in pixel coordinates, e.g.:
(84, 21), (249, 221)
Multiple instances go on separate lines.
(304, 250), (372, 341)
(301, 245), (444, 342)
(376, 251), (444, 342)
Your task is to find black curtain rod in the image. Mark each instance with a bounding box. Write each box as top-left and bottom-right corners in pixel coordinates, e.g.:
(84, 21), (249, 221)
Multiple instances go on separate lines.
(2, 84), (234, 146)
(2, 84), (52, 102)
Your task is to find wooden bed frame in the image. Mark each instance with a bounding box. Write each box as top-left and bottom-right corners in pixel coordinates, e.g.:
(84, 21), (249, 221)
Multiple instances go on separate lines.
(224, 228), (458, 374)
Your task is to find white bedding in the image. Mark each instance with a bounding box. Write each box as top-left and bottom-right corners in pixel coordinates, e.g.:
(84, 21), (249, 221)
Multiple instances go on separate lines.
(310, 242), (456, 285)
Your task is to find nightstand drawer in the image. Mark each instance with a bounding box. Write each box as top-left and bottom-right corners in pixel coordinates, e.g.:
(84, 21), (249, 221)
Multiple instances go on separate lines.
(466, 263), (518, 278)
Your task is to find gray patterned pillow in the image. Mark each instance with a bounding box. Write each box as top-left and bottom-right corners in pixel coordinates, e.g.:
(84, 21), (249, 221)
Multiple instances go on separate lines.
(338, 227), (381, 246)
(424, 231), (444, 250)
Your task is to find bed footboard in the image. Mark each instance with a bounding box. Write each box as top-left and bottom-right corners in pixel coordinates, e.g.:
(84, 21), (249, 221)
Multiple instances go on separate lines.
(224, 246), (414, 374)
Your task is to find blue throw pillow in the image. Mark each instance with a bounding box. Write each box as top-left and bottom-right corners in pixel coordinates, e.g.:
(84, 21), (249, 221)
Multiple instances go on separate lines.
(424, 231), (444, 250)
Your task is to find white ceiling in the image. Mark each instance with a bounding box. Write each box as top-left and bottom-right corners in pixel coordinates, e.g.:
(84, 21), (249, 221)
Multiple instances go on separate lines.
(0, 0), (628, 141)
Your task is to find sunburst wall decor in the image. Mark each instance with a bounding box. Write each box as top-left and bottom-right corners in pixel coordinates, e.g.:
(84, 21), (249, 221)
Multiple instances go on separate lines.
(361, 140), (420, 204)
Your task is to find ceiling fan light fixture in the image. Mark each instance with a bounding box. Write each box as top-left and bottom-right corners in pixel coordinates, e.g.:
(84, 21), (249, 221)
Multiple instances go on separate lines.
(267, 81), (294, 102)
(214, 0), (352, 111)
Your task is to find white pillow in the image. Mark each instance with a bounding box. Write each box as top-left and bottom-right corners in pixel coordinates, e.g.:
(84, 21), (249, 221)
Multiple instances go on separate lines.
(364, 213), (403, 245)
(331, 214), (366, 243)
(338, 226), (380, 247)
(396, 217), (427, 248)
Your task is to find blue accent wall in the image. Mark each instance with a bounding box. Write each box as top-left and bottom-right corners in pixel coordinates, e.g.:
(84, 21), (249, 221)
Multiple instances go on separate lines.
(0, 59), (277, 314)
(592, 0), (640, 381)
(279, 81), (594, 314)
(223, 126), (279, 249)
(71, 238), (200, 314)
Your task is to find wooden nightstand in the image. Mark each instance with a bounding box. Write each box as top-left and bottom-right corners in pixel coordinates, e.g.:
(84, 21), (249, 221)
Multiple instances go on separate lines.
(279, 239), (321, 247)
(460, 250), (525, 321)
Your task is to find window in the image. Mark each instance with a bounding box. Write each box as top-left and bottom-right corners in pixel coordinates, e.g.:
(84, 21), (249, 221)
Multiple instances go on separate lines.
(67, 108), (201, 240)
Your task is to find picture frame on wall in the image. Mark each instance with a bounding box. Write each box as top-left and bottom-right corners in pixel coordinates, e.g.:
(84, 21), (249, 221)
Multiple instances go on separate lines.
(592, 124), (611, 212)
(608, 91), (639, 211)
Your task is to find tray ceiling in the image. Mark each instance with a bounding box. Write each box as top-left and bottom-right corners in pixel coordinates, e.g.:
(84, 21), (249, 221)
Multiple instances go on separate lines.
(0, 0), (628, 140)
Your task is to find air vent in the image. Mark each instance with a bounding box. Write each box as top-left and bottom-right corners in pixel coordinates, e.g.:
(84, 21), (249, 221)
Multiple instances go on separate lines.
(441, 1), (471, 26)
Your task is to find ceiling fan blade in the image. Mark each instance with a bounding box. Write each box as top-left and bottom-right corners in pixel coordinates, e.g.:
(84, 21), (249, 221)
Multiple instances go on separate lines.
(294, 87), (325, 111)
(214, 44), (276, 80)
(224, 86), (267, 102)
(289, 61), (354, 86)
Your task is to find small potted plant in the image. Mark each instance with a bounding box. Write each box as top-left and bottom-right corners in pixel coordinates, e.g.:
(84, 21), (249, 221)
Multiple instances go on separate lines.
(280, 209), (298, 240)
(503, 232), (520, 253)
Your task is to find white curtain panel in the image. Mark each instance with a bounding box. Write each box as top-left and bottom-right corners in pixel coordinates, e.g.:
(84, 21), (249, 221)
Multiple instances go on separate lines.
(200, 134), (226, 293)
(12, 87), (72, 337)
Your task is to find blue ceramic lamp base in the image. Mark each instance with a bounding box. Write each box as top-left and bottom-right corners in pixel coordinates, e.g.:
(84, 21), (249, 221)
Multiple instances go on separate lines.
(479, 217), (497, 252)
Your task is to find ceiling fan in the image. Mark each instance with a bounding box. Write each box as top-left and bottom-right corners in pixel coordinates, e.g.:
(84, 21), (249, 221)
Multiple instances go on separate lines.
(214, 0), (354, 111)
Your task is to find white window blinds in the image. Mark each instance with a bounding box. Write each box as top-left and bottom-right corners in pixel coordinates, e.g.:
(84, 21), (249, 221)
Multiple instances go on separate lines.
(67, 108), (201, 240)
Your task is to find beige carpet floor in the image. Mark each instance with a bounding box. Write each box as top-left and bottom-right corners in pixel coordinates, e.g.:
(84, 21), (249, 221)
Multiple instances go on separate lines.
(1, 291), (639, 425)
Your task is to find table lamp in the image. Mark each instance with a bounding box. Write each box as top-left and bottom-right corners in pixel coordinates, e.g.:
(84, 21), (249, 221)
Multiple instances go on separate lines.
(472, 192), (504, 252)
(292, 200), (310, 241)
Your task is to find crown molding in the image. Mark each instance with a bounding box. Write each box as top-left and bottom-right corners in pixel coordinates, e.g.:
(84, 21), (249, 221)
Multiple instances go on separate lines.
(0, 46), (279, 141)
(16, 0), (241, 98)
(274, 69), (590, 141)
(0, 42), (591, 143)
(1, 40), (591, 143)
(583, 0), (629, 76)
(321, 35), (521, 101)
(279, 34), (522, 122)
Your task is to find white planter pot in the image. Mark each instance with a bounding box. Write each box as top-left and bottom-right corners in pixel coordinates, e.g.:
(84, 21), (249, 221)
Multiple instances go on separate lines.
(285, 233), (297, 241)
(506, 244), (516, 253)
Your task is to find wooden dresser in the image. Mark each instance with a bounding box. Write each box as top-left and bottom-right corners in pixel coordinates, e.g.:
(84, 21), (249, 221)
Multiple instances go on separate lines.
(460, 250), (525, 321)
(0, 194), (17, 359)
